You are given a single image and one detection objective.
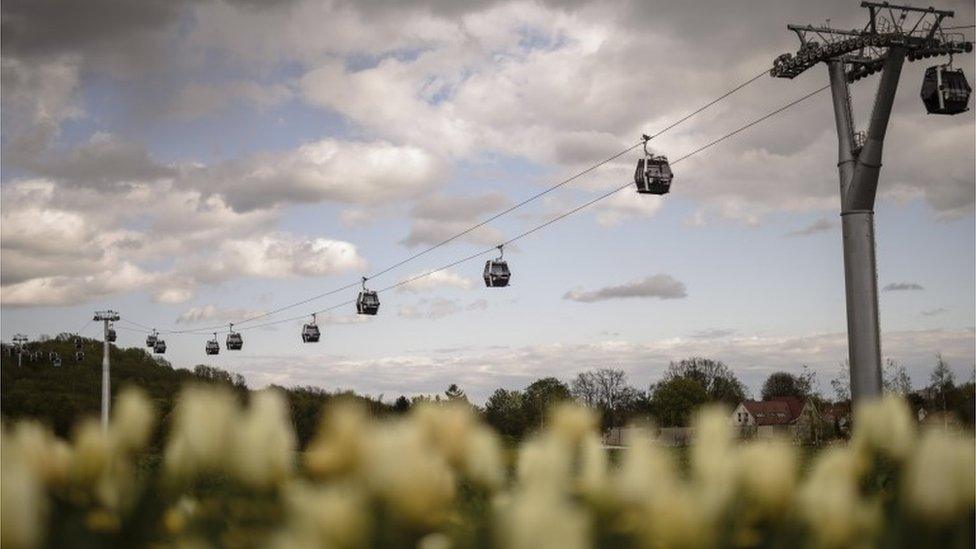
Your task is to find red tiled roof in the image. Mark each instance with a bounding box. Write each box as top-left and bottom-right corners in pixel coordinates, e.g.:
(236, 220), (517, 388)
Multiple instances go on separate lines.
(741, 397), (807, 426)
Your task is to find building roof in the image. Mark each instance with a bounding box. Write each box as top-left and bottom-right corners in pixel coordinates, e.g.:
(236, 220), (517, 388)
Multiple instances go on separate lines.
(740, 396), (808, 426)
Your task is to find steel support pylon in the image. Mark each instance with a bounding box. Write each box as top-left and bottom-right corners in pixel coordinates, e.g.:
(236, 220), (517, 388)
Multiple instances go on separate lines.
(826, 48), (905, 403)
(101, 319), (110, 431)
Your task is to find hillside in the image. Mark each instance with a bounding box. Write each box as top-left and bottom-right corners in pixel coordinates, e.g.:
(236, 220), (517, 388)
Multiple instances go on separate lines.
(0, 334), (247, 439)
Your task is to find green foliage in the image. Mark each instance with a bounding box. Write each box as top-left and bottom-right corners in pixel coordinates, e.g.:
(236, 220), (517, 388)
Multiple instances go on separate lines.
(761, 370), (811, 400)
(662, 357), (746, 405)
(522, 377), (570, 430)
(650, 377), (708, 427)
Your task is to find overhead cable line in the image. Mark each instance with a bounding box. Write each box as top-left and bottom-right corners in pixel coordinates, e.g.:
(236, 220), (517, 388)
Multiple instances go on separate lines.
(132, 65), (774, 335)
(134, 81), (829, 338)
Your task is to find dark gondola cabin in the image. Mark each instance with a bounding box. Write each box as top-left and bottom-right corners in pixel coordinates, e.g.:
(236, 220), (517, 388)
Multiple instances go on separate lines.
(205, 338), (220, 355)
(153, 339), (167, 354)
(75, 351), (85, 362)
(357, 291), (380, 315)
(226, 330), (243, 351)
(302, 316), (321, 343)
(921, 65), (971, 115)
(635, 134), (673, 195)
(634, 155), (673, 194)
(483, 259), (511, 287)
(106, 327), (117, 342)
(146, 332), (157, 348)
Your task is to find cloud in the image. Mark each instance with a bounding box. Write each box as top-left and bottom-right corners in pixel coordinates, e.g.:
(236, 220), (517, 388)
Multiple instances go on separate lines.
(396, 270), (474, 293)
(883, 282), (924, 292)
(399, 192), (510, 248)
(689, 328), (736, 340)
(189, 138), (448, 212)
(563, 274), (687, 303)
(169, 80), (294, 119)
(176, 304), (266, 324)
(9, 132), (175, 190)
(398, 297), (486, 319)
(786, 217), (836, 237)
(0, 178), (366, 306)
(234, 327), (976, 404)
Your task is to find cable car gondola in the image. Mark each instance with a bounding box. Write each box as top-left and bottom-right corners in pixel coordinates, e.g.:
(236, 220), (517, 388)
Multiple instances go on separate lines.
(356, 278), (380, 315)
(75, 338), (83, 351)
(302, 314), (321, 343)
(106, 324), (117, 343)
(921, 63), (971, 115)
(146, 330), (158, 348)
(52, 354), (61, 368)
(153, 339), (167, 354)
(226, 324), (243, 351)
(634, 134), (673, 195)
(205, 333), (220, 355)
(483, 245), (511, 288)
(75, 351), (85, 362)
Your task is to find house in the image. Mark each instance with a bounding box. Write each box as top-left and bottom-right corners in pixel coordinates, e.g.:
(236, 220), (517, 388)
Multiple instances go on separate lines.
(731, 396), (823, 442)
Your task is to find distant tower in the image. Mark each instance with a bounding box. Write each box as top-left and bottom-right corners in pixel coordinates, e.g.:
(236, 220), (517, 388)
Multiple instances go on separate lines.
(93, 310), (121, 430)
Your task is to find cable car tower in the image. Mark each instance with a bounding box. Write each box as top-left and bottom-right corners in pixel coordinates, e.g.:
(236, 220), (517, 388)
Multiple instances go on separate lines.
(94, 310), (120, 431)
(12, 334), (28, 368)
(771, 2), (972, 404)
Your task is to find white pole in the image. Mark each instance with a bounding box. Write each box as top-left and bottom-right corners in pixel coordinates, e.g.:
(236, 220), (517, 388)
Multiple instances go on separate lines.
(102, 319), (110, 431)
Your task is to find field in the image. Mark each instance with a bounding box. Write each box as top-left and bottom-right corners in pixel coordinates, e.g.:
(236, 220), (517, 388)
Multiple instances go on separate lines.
(2, 386), (974, 549)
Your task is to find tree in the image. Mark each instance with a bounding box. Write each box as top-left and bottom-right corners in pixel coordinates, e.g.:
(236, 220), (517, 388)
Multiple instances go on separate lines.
(484, 388), (525, 440)
(929, 354), (955, 417)
(830, 361), (851, 402)
(393, 395), (411, 414)
(882, 359), (912, 395)
(662, 357), (745, 405)
(572, 368), (640, 429)
(570, 371), (599, 407)
(760, 371), (811, 400)
(650, 377), (708, 427)
(522, 377), (570, 430)
(444, 383), (467, 402)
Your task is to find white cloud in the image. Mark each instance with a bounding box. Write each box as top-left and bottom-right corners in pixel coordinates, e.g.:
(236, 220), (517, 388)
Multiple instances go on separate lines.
(176, 304), (266, 324)
(396, 270), (474, 293)
(192, 138), (448, 212)
(233, 327), (976, 404)
(786, 217), (836, 237)
(564, 274), (688, 303)
(398, 297), (486, 319)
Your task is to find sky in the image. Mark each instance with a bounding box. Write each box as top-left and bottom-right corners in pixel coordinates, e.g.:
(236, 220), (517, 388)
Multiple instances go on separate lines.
(1, 0), (974, 404)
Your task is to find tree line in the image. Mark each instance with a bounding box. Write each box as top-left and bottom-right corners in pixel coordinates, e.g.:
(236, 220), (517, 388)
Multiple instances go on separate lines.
(2, 337), (972, 449)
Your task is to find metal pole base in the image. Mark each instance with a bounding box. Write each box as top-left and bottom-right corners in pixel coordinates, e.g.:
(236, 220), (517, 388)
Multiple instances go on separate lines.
(841, 210), (883, 401)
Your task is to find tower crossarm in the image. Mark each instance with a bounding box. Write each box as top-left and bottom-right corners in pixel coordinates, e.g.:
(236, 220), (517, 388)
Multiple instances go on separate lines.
(772, 2), (971, 80)
(771, 32), (972, 80)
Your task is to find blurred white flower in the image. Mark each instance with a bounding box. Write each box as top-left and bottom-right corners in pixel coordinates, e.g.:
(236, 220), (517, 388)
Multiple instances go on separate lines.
(799, 447), (880, 548)
(305, 399), (369, 479)
(1, 429), (46, 549)
(735, 440), (798, 515)
(577, 432), (609, 501)
(283, 481), (369, 548)
(110, 387), (157, 455)
(5, 421), (72, 486)
(904, 430), (976, 523)
(851, 395), (916, 462)
(498, 487), (590, 549)
(462, 426), (505, 490)
(548, 403), (597, 447)
(362, 420), (455, 527)
(517, 434), (572, 493)
(231, 389), (296, 488)
(163, 386), (240, 481)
